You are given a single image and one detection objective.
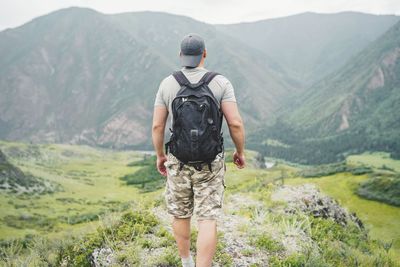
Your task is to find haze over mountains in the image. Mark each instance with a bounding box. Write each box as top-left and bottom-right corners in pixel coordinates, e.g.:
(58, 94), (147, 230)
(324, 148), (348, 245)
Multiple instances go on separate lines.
(217, 12), (399, 86)
(0, 7), (399, 162)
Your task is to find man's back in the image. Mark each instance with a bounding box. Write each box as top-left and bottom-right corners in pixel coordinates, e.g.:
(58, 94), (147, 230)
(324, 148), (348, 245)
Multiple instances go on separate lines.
(154, 66), (237, 121)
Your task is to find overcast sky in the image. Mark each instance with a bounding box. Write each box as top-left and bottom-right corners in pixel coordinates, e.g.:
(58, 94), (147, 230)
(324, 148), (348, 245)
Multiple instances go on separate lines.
(1, 0), (400, 30)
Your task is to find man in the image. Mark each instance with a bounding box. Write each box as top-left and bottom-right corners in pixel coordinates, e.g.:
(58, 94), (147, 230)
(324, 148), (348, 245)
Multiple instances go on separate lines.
(152, 33), (245, 267)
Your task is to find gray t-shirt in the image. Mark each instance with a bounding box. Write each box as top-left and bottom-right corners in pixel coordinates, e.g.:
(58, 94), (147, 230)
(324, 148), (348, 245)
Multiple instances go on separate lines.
(154, 66), (236, 121)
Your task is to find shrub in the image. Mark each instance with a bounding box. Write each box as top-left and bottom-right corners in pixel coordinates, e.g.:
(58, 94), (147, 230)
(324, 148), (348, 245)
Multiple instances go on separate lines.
(121, 156), (164, 192)
(63, 210), (159, 266)
(253, 233), (284, 252)
(357, 174), (400, 206)
(299, 162), (372, 178)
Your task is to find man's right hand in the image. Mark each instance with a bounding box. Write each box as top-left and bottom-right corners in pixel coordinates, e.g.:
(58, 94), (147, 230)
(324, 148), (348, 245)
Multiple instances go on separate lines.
(156, 154), (168, 176)
(233, 151), (245, 169)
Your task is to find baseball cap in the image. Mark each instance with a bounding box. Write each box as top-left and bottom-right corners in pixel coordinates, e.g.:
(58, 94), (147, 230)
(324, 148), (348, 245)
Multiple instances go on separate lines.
(180, 33), (205, 67)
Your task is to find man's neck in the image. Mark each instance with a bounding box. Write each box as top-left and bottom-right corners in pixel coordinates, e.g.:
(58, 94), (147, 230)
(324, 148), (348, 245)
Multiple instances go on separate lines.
(182, 65), (206, 71)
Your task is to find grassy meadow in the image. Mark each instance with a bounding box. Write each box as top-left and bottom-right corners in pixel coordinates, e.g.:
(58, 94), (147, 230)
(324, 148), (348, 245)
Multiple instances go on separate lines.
(0, 141), (399, 265)
(0, 140), (153, 240)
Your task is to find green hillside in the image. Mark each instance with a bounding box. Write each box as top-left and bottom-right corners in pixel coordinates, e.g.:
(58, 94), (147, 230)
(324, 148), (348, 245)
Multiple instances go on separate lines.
(0, 149), (58, 194)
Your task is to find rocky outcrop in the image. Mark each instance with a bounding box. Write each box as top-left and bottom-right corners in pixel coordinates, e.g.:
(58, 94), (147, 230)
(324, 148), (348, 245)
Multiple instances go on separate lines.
(88, 183), (367, 266)
(271, 183), (363, 228)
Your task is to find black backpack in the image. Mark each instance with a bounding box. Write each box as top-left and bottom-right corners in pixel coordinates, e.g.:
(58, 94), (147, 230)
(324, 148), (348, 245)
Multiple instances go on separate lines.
(165, 70), (224, 172)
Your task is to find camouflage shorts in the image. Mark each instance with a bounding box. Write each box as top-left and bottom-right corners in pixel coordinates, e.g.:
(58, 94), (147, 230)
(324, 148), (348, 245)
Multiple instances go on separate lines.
(163, 152), (226, 220)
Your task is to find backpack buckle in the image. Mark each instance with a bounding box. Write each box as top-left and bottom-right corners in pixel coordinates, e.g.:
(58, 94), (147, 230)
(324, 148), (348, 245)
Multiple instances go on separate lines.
(194, 164), (202, 171)
(179, 162), (184, 171)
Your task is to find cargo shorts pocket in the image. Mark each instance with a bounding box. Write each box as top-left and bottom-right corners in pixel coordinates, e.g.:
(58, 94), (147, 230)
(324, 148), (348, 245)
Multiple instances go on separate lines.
(164, 154), (179, 177)
(211, 153), (224, 171)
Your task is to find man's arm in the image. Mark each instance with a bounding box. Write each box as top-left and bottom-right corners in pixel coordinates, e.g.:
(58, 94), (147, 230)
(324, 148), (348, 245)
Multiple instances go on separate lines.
(221, 101), (245, 168)
(152, 106), (169, 176)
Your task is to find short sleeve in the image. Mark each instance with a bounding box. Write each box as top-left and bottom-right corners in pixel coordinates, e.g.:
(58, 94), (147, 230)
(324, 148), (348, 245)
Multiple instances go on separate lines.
(154, 78), (167, 107)
(220, 77), (237, 103)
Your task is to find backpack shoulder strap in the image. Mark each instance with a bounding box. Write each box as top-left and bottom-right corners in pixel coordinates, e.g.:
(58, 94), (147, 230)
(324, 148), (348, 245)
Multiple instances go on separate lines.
(198, 71), (222, 110)
(199, 71), (220, 85)
(172, 71), (191, 87)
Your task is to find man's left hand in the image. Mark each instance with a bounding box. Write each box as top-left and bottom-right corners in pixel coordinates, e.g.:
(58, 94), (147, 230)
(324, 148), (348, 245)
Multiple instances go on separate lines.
(157, 154), (168, 176)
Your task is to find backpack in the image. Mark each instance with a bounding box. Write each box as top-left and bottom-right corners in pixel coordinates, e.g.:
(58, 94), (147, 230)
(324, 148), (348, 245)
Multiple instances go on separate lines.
(165, 70), (224, 172)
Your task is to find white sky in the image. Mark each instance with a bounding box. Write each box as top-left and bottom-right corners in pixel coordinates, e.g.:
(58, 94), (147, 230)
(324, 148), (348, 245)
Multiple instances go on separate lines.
(1, 0), (400, 30)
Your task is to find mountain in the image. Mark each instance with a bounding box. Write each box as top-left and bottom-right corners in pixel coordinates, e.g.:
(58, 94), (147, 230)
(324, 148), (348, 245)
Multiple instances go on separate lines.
(0, 7), (166, 148)
(250, 19), (400, 164)
(217, 12), (399, 87)
(0, 7), (294, 149)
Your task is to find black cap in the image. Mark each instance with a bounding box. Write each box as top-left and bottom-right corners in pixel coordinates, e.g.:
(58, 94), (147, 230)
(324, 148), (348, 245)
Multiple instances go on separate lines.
(180, 33), (205, 67)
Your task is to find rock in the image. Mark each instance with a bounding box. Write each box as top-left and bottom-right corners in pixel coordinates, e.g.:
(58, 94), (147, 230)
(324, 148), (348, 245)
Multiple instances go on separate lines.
(91, 247), (115, 267)
(271, 184), (364, 228)
(252, 152), (266, 169)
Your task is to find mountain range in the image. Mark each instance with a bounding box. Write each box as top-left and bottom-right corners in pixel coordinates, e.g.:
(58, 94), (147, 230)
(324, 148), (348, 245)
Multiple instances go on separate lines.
(217, 12), (399, 87)
(0, 7), (399, 162)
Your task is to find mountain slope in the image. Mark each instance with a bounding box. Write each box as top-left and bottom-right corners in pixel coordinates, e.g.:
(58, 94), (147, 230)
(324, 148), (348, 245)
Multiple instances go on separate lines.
(289, 19), (400, 135)
(0, 7), (172, 148)
(250, 20), (400, 163)
(0, 7), (294, 148)
(217, 12), (399, 87)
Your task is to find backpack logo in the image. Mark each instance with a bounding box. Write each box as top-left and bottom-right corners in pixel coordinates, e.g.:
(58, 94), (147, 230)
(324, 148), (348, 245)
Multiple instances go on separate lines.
(165, 71), (224, 171)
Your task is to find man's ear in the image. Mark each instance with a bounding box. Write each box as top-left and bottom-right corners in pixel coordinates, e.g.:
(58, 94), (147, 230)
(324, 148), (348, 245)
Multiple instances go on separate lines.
(203, 49), (207, 58)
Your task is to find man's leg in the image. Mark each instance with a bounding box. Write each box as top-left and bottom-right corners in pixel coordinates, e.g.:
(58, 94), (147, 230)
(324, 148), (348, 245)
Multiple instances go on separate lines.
(196, 219), (217, 267)
(164, 153), (195, 265)
(192, 153), (225, 266)
(172, 217), (191, 258)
